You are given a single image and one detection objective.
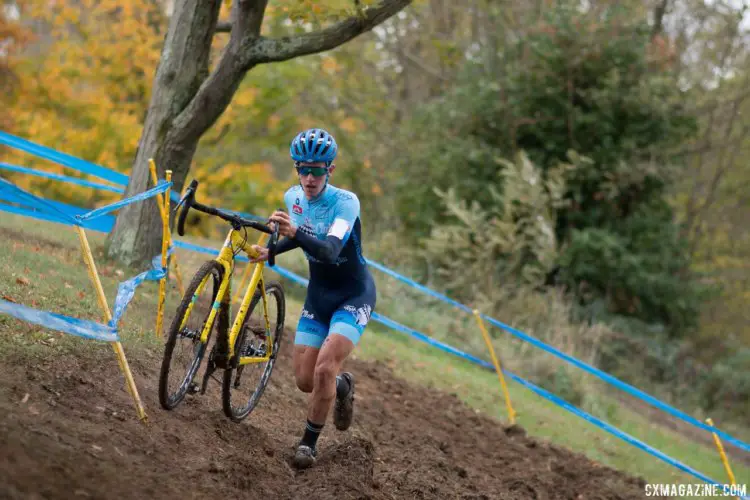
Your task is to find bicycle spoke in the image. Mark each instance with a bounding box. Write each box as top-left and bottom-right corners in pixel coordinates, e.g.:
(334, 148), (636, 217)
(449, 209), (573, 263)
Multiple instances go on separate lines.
(222, 281), (285, 422)
(159, 261), (223, 410)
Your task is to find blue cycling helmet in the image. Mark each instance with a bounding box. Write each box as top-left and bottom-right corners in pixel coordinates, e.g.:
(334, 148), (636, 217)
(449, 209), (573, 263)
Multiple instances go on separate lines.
(290, 128), (338, 166)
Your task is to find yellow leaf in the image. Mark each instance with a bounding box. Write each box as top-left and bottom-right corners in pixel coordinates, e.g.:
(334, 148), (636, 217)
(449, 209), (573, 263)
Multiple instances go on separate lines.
(321, 56), (340, 74)
(339, 117), (360, 134)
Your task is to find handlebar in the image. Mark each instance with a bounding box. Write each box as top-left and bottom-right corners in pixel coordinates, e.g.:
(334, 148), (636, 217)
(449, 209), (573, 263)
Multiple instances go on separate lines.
(176, 179), (279, 267)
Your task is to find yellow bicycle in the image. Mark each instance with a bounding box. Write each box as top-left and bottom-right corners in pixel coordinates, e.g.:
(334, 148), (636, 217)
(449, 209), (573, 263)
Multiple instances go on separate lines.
(158, 179), (286, 422)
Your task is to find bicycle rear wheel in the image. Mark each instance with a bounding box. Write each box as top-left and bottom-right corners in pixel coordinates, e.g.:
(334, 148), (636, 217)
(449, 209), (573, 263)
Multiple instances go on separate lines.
(159, 260), (224, 410)
(222, 281), (285, 422)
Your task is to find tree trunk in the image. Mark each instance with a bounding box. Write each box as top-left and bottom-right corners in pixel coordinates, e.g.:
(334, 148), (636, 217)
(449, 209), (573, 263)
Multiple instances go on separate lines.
(106, 0), (413, 267)
(105, 0), (222, 267)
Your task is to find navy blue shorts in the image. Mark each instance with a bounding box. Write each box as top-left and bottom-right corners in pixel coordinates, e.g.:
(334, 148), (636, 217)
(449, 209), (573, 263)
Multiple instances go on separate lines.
(294, 275), (376, 349)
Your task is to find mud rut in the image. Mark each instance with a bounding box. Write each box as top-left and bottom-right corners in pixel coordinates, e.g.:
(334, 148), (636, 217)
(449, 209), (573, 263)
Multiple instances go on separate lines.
(0, 323), (660, 500)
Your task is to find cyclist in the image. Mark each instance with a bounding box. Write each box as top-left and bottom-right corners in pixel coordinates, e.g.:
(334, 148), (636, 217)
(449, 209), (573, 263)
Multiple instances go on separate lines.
(250, 128), (376, 469)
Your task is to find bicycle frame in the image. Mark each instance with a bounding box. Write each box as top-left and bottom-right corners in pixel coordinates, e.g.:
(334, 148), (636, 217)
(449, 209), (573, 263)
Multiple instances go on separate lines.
(179, 227), (274, 364)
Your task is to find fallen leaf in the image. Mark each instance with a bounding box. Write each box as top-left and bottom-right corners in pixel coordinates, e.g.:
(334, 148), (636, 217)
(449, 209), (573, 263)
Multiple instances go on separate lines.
(16, 277), (30, 286)
(21, 393), (30, 404)
(65, 283), (73, 289)
(91, 445), (103, 452)
(77, 291), (85, 299)
(2, 295), (16, 303)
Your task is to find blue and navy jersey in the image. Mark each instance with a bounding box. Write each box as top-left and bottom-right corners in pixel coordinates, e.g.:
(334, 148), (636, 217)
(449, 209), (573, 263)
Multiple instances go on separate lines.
(283, 184), (369, 287)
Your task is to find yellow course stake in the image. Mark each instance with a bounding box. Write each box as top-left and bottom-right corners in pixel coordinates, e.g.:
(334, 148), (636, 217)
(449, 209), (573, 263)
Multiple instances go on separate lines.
(473, 309), (516, 425)
(148, 159), (184, 294)
(706, 417), (738, 496)
(156, 169), (172, 338)
(75, 225), (147, 422)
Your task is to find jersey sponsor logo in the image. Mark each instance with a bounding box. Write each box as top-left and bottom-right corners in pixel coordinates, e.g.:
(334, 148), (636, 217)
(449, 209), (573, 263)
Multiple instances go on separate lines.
(343, 304), (372, 327)
(301, 308), (315, 320)
(293, 204), (303, 214)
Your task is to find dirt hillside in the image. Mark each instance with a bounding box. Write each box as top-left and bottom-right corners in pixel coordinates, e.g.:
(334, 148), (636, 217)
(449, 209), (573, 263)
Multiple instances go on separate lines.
(0, 327), (658, 500)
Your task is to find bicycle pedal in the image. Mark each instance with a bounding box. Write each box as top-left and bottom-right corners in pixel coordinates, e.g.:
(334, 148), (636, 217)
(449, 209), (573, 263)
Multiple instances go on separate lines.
(187, 382), (200, 395)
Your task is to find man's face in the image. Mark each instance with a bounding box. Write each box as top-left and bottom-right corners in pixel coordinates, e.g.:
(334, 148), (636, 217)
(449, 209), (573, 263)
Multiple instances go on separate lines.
(296, 161), (333, 199)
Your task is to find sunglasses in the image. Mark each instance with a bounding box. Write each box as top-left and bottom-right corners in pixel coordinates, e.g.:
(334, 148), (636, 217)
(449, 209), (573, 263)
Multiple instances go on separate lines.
(295, 165), (329, 177)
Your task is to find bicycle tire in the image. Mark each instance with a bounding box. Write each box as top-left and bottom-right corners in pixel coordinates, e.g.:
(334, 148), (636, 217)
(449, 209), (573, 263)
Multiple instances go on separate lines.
(221, 281), (285, 422)
(159, 260), (224, 410)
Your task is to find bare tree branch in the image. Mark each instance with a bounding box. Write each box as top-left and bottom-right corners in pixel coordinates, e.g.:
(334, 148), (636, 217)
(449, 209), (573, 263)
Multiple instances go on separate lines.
(168, 0), (268, 145)
(168, 0), (411, 148)
(241, 0), (413, 66)
(651, 0), (669, 40)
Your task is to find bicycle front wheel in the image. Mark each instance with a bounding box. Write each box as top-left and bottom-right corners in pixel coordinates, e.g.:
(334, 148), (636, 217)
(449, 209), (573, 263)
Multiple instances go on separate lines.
(159, 260), (224, 410)
(222, 281), (285, 422)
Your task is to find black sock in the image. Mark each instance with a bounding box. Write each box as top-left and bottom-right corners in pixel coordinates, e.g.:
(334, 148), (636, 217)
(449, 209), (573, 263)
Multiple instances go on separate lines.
(300, 419), (324, 449)
(335, 374), (350, 398)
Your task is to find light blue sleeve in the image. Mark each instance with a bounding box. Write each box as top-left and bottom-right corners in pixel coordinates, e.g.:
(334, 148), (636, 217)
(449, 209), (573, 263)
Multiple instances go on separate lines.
(328, 192), (360, 244)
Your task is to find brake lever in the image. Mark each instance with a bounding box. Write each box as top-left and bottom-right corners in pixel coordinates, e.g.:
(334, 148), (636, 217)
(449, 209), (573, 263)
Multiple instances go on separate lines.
(173, 180), (198, 213)
(171, 196), (187, 214)
(267, 218), (280, 268)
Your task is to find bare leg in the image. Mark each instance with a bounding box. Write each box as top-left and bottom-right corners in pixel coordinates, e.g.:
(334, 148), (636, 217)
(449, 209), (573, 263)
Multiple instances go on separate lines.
(308, 334), (354, 424)
(293, 345), (319, 394)
(292, 334), (354, 469)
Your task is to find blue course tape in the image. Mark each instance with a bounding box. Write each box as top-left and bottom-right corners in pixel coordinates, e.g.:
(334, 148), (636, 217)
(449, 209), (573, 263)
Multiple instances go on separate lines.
(0, 131), (130, 186)
(3, 141), (748, 455)
(0, 201), (114, 234)
(0, 176), (80, 225)
(479, 313), (750, 454)
(362, 241), (750, 455)
(364, 258), (473, 313)
(0, 162), (125, 194)
(110, 249), (172, 327)
(76, 180), (171, 222)
(371, 312), (495, 369)
(0, 202), (86, 228)
(0, 178), (175, 341)
(0, 299), (118, 342)
(185, 242), (735, 488)
(0, 131), (182, 203)
(0, 185), (108, 222)
(1, 197), (741, 489)
(503, 371), (729, 489)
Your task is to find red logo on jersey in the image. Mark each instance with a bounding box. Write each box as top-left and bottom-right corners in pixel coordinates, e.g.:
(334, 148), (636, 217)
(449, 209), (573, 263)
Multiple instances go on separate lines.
(293, 204), (303, 214)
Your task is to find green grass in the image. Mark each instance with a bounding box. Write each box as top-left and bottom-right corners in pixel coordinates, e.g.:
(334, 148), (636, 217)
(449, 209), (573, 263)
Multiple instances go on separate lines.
(0, 212), (748, 498)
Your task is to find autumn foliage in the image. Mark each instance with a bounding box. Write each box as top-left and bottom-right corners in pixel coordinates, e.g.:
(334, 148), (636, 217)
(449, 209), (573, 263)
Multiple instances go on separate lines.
(1, 0), (291, 219)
